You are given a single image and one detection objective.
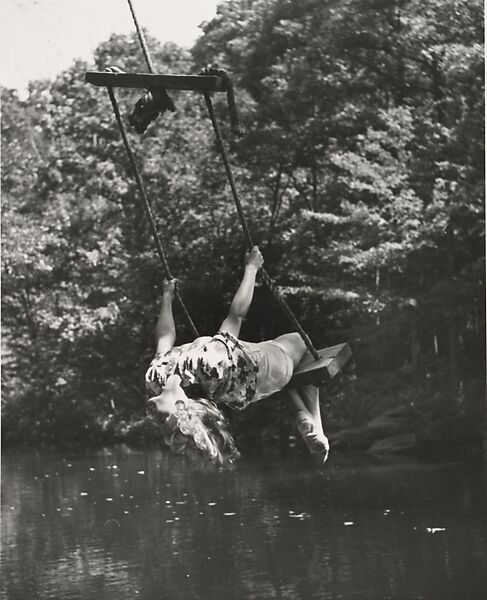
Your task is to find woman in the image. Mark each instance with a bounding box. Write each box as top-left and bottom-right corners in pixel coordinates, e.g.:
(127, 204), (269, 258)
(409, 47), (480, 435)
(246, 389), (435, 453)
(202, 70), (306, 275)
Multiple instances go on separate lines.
(145, 246), (329, 467)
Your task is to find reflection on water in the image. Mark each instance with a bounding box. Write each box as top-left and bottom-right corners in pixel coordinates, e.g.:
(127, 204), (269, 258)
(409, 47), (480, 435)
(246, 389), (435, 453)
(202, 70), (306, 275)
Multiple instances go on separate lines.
(2, 446), (487, 600)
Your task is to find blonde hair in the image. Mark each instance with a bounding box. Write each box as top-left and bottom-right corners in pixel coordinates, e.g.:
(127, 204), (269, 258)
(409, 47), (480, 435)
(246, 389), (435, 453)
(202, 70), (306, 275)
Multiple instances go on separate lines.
(160, 397), (240, 468)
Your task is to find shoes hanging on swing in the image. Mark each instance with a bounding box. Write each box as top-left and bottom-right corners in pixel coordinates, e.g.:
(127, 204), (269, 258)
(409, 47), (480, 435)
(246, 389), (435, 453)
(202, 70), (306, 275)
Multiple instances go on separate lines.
(128, 86), (176, 134)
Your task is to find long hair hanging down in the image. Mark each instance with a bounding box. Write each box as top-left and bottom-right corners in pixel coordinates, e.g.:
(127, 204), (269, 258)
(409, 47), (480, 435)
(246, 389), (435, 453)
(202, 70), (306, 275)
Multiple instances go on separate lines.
(159, 397), (240, 468)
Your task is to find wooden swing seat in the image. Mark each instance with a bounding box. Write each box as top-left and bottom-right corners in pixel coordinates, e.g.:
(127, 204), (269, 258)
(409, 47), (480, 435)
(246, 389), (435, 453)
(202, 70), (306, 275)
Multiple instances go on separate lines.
(288, 342), (352, 388)
(85, 71), (228, 93)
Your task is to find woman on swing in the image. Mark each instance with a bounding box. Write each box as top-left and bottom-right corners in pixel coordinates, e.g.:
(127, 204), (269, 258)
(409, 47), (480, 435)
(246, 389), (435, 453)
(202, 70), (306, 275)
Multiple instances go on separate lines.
(145, 246), (329, 467)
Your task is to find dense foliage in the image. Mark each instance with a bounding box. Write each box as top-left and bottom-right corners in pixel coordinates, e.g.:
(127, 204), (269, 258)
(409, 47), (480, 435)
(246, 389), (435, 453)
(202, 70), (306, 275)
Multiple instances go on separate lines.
(2, 0), (484, 447)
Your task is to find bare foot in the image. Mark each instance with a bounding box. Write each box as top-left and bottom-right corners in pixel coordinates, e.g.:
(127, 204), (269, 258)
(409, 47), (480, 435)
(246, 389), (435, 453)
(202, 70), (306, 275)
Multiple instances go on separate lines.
(295, 411), (330, 464)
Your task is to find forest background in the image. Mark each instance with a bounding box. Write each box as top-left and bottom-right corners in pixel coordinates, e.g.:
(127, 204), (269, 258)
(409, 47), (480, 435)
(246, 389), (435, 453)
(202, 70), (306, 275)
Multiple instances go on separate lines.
(2, 0), (485, 453)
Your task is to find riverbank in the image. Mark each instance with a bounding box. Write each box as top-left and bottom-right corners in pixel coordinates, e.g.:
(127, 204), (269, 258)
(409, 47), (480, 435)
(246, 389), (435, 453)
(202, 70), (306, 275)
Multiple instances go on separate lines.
(3, 412), (485, 462)
(2, 362), (485, 457)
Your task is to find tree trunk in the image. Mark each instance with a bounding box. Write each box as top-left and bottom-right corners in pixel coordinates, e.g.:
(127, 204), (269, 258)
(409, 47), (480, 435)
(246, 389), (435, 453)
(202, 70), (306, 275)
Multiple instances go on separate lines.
(267, 166), (283, 245)
(20, 288), (38, 341)
(410, 318), (420, 373)
(433, 332), (439, 357)
(447, 314), (460, 400)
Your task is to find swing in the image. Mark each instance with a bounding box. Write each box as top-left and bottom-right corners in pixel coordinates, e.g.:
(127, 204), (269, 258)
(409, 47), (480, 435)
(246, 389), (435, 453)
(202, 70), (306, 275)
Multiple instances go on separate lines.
(85, 1), (352, 388)
(85, 71), (229, 93)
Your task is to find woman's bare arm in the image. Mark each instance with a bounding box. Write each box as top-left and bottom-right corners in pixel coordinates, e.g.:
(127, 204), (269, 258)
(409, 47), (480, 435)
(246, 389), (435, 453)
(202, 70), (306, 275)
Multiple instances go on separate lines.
(154, 279), (177, 355)
(219, 246), (264, 338)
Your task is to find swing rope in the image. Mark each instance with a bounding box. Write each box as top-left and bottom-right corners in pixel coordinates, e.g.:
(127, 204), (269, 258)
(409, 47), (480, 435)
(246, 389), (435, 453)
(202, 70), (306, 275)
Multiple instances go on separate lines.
(106, 85), (199, 338)
(124, 0), (319, 360)
(127, 0), (155, 74)
(203, 92), (320, 360)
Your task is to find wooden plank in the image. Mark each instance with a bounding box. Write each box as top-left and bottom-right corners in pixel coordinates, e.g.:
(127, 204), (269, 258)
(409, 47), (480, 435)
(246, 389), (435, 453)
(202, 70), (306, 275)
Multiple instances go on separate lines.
(287, 342), (352, 388)
(85, 71), (228, 92)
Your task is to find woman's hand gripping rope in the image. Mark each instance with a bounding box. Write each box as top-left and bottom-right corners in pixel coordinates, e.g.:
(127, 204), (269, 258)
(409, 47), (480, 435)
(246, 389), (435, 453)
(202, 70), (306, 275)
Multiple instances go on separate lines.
(162, 278), (177, 301)
(245, 245), (264, 271)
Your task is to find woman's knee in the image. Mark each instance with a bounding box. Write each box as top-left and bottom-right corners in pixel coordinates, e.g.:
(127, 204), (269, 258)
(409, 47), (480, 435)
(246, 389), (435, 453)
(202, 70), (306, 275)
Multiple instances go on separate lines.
(272, 332), (307, 367)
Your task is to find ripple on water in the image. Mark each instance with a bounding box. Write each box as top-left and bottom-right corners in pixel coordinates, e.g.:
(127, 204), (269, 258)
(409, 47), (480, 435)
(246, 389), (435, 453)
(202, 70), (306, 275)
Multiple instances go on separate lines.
(1, 449), (486, 600)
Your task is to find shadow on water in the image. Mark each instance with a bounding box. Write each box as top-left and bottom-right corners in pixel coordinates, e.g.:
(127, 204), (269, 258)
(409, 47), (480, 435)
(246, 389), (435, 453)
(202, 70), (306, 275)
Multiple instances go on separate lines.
(2, 445), (487, 600)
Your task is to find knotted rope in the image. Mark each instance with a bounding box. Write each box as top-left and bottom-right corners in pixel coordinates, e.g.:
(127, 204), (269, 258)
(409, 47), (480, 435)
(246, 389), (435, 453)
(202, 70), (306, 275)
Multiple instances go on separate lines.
(199, 66), (243, 138)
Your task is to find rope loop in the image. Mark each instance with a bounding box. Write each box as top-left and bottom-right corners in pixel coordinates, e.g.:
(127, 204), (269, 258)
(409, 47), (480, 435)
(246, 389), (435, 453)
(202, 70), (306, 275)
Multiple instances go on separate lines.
(199, 66), (243, 139)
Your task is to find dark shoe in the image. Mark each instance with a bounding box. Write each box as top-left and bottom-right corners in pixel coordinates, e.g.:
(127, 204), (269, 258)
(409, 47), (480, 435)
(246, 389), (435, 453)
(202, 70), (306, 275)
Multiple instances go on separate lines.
(128, 86), (176, 134)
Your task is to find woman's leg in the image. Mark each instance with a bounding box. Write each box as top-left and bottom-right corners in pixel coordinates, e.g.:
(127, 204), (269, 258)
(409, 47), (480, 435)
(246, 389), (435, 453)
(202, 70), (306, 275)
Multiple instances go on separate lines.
(271, 334), (324, 432)
(272, 332), (308, 369)
(283, 386), (308, 415)
(284, 384), (322, 428)
(299, 384), (323, 427)
(283, 384), (329, 463)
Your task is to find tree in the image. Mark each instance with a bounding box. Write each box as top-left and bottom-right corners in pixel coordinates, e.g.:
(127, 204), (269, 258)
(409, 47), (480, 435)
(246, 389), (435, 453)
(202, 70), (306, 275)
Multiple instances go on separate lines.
(194, 0), (485, 433)
(2, 2), (484, 445)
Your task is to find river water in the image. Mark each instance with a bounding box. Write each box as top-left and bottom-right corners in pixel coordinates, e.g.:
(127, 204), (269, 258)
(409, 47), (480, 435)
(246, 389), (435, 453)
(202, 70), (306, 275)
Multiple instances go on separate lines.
(1, 446), (486, 600)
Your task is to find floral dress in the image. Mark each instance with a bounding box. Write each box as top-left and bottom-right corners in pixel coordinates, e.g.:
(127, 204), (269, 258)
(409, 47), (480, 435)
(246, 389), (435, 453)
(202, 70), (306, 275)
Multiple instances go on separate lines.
(145, 332), (259, 410)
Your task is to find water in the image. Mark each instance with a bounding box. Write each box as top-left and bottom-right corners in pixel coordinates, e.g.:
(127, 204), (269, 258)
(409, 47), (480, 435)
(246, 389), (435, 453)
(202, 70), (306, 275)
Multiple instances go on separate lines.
(2, 446), (486, 600)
